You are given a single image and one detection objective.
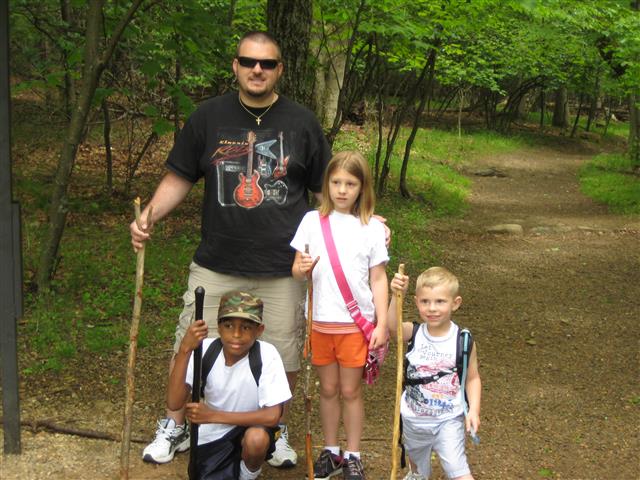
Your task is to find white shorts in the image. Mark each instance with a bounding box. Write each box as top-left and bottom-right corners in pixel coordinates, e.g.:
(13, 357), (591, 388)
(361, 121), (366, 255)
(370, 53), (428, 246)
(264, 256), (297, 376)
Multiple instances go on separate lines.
(174, 262), (306, 371)
(402, 416), (471, 479)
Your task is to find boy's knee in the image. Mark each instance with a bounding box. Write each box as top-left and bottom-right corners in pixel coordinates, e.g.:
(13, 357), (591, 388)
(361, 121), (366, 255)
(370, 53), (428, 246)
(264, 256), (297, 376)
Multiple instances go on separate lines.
(241, 427), (270, 458)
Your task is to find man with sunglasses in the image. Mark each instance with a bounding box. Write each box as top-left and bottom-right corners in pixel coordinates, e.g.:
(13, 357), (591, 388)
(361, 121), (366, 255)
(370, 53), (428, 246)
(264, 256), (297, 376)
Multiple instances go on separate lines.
(131, 31), (331, 472)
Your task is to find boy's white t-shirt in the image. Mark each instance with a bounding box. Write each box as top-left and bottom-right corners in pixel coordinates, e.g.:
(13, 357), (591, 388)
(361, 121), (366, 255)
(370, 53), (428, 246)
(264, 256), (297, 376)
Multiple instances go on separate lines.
(290, 210), (389, 327)
(185, 338), (291, 445)
(401, 322), (464, 426)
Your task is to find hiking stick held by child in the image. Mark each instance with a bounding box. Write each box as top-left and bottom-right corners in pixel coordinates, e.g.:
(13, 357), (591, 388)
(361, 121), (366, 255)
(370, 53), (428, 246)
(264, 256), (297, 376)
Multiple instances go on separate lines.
(188, 286), (205, 480)
(303, 244), (318, 480)
(390, 263), (405, 480)
(120, 198), (153, 480)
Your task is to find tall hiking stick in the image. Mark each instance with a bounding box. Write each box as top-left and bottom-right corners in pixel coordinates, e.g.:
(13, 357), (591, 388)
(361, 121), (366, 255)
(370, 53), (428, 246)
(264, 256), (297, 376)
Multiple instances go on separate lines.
(303, 244), (318, 480)
(188, 286), (205, 480)
(390, 263), (405, 479)
(120, 198), (153, 480)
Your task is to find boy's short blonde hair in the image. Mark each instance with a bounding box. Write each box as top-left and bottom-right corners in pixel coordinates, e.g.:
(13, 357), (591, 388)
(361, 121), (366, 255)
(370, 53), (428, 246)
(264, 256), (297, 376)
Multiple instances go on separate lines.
(415, 266), (460, 297)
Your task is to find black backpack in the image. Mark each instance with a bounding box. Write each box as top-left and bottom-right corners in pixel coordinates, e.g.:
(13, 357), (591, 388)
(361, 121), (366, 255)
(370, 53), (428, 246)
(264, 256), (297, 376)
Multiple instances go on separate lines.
(198, 338), (263, 398)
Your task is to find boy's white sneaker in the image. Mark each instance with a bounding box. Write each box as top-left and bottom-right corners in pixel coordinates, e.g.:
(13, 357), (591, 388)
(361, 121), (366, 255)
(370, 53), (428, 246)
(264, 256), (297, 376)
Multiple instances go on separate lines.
(142, 418), (190, 464)
(267, 425), (297, 468)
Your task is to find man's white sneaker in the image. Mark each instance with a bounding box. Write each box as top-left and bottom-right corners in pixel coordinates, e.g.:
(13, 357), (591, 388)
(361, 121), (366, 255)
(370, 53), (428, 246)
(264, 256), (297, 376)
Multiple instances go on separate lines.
(142, 418), (190, 464)
(267, 424), (297, 468)
(403, 471), (427, 480)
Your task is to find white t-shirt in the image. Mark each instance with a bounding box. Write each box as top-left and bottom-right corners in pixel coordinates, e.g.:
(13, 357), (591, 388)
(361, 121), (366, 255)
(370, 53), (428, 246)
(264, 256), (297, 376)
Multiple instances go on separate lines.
(401, 322), (464, 427)
(186, 339), (291, 444)
(290, 210), (389, 331)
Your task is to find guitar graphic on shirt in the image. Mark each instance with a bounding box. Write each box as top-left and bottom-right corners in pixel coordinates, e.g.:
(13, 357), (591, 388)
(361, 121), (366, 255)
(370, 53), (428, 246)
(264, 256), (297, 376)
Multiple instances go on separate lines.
(234, 131), (264, 209)
(273, 131), (289, 179)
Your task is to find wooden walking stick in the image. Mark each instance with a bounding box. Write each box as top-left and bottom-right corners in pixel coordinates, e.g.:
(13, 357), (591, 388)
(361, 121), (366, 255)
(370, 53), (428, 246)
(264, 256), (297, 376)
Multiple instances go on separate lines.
(120, 198), (153, 480)
(390, 264), (405, 479)
(188, 286), (205, 480)
(303, 244), (319, 480)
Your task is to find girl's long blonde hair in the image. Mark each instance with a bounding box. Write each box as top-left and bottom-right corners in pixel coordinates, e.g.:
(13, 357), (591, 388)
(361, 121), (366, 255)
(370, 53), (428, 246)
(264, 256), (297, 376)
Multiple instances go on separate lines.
(318, 151), (375, 224)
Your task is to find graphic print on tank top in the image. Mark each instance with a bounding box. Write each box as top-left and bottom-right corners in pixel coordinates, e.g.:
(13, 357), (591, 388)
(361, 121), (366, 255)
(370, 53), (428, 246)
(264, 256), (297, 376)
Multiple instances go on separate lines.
(210, 129), (290, 208)
(405, 340), (460, 418)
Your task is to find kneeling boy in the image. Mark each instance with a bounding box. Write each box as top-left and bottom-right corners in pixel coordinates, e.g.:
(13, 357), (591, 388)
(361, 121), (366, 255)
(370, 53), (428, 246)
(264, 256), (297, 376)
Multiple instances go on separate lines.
(168, 290), (292, 480)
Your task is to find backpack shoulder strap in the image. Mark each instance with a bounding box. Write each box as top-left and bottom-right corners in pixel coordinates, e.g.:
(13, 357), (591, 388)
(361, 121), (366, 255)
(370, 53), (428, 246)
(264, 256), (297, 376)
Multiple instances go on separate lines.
(407, 322), (421, 354)
(248, 341), (262, 386)
(456, 328), (474, 382)
(457, 328), (474, 410)
(200, 338), (223, 398)
(403, 322), (422, 385)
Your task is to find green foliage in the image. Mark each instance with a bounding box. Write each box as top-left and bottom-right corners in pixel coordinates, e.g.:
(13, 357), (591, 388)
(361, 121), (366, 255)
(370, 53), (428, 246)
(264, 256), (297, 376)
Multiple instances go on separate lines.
(579, 153), (640, 214)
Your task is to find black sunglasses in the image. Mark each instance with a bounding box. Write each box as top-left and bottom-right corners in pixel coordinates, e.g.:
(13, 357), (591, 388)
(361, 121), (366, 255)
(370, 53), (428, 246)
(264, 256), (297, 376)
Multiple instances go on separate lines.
(236, 56), (280, 70)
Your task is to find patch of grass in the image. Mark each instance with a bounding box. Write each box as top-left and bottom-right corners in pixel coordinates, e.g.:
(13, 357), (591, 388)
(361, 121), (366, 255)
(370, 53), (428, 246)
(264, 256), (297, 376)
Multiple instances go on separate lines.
(20, 196), (199, 372)
(579, 153), (640, 214)
(538, 467), (555, 478)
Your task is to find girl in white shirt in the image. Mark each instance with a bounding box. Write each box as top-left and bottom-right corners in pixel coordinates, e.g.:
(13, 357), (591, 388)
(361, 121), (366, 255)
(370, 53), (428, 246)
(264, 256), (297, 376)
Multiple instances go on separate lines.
(291, 151), (388, 479)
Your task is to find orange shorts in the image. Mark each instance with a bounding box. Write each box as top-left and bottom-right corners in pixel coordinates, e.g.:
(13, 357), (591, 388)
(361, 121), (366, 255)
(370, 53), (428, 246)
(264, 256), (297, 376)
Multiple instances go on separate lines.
(311, 330), (367, 368)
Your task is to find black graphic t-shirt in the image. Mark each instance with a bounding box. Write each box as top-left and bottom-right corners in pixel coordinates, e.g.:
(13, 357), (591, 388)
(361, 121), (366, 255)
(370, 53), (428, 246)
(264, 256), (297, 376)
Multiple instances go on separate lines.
(166, 92), (331, 277)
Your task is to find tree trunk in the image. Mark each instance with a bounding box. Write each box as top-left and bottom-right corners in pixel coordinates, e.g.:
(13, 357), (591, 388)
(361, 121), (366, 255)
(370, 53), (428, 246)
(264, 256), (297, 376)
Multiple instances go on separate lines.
(399, 49), (437, 199)
(552, 87), (569, 128)
(570, 93), (585, 138)
(36, 0), (146, 290)
(173, 57), (181, 143)
(314, 45), (346, 130)
(267, 0), (313, 106)
(629, 1), (639, 166)
(457, 88), (465, 139)
(377, 61), (430, 196)
(586, 73), (600, 132)
(325, 0), (367, 146)
(539, 87), (545, 129)
(102, 98), (113, 194)
(629, 91), (639, 167)
(60, 0), (76, 118)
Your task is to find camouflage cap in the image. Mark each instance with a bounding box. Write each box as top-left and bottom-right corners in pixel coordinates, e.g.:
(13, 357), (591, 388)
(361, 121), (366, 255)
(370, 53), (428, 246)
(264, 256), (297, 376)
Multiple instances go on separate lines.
(217, 290), (263, 325)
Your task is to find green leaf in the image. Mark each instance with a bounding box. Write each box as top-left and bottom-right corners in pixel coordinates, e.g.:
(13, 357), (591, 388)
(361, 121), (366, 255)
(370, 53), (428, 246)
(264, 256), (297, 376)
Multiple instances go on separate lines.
(152, 118), (174, 137)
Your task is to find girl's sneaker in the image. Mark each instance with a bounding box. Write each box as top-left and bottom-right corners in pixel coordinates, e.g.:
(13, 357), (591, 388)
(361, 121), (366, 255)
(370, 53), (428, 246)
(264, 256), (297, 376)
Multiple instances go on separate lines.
(309, 449), (344, 479)
(342, 455), (366, 480)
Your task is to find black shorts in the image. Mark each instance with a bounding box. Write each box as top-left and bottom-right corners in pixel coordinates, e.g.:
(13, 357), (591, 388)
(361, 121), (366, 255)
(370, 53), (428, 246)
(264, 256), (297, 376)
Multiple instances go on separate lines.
(189, 425), (279, 480)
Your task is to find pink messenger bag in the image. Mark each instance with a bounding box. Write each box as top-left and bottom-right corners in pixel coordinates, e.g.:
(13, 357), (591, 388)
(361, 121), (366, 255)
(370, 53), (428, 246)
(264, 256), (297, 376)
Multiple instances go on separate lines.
(319, 215), (388, 385)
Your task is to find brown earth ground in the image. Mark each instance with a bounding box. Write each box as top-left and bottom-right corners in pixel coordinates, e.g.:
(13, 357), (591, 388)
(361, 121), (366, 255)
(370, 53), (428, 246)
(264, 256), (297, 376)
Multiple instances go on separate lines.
(1, 138), (639, 479)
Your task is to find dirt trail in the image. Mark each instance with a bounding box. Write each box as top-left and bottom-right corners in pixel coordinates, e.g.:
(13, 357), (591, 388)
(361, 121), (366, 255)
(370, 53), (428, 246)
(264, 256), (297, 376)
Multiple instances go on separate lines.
(1, 143), (638, 480)
(423, 144), (640, 480)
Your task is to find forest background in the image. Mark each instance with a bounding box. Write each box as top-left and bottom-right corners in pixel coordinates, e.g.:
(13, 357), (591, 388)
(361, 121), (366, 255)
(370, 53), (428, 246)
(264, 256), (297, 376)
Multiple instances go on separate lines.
(2, 0), (639, 479)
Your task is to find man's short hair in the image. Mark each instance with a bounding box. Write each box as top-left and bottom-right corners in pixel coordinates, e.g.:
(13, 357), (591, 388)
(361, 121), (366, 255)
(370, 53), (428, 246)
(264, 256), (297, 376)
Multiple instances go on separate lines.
(236, 31), (282, 60)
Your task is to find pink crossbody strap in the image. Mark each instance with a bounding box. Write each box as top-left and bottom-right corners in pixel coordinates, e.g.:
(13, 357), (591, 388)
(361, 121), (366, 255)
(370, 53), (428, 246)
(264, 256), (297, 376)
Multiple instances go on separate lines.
(319, 215), (375, 342)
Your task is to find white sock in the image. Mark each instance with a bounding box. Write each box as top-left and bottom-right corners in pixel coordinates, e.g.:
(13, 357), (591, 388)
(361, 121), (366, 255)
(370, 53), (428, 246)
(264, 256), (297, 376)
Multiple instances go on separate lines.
(325, 445), (340, 456)
(344, 450), (360, 459)
(239, 460), (261, 480)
